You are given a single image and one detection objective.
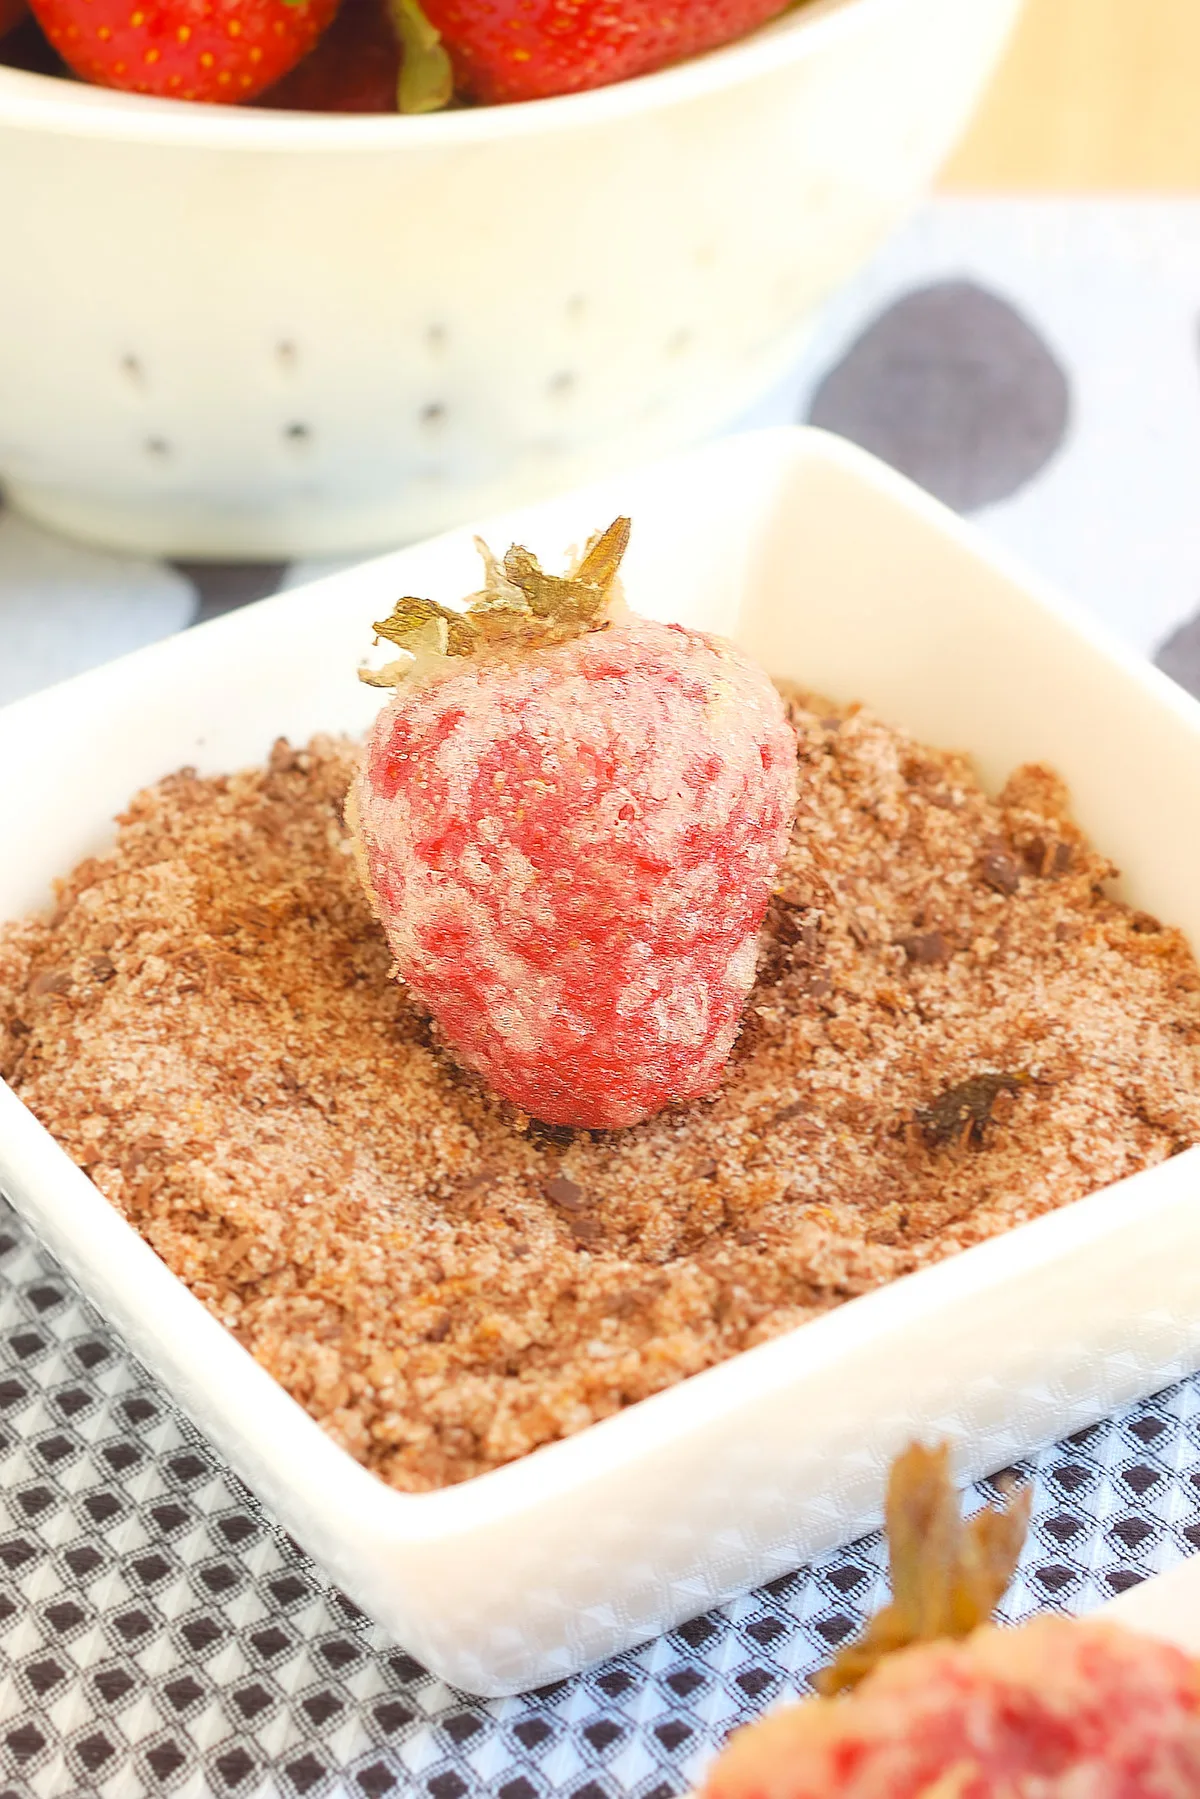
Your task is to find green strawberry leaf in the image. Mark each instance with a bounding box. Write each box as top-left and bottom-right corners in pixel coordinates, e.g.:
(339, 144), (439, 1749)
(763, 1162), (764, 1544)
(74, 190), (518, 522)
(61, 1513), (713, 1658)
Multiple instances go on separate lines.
(390, 0), (453, 112)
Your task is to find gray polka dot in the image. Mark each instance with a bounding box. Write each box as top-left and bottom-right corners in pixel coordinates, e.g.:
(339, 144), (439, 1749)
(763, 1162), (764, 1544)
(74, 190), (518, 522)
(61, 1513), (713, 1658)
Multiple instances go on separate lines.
(1155, 612), (1200, 700)
(806, 280), (1070, 512)
(171, 562), (290, 626)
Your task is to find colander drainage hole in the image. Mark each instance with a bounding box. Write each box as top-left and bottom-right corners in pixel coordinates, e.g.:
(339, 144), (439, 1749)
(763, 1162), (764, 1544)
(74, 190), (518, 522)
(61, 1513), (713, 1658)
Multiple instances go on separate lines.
(667, 328), (693, 357)
(276, 340), (299, 372)
(420, 403), (447, 430)
(565, 295), (587, 326)
(548, 371), (577, 400)
(144, 436), (171, 461)
(283, 422), (313, 449)
(426, 324), (448, 354)
(120, 355), (147, 390)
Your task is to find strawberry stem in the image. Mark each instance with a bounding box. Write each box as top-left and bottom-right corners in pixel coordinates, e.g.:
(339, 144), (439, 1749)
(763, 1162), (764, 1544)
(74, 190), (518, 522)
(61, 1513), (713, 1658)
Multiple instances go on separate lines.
(360, 517), (631, 686)
(813, 1444), (1031, 1696)
(390, 0), (453, 112)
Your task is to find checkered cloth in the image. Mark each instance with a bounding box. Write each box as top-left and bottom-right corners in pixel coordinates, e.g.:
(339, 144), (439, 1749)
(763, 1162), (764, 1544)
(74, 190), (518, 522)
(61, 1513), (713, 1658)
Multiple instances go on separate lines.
(1, 1189), (1198, 1799)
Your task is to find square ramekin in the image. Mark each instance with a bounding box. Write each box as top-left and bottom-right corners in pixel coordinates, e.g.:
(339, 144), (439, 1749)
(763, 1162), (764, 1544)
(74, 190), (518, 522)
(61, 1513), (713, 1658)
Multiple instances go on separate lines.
(3, 427), (1200, 1698)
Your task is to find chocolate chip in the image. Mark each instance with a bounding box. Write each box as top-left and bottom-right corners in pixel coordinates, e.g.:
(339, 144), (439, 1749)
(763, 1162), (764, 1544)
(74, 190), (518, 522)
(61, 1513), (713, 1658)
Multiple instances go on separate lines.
(901, 930), (950, 966)
(981, 850), (1020, 896)
(29, 969), (71, 996)
(268, 738), (303, 776)
(1131, 911), (1162, 934)
(544, 1176), (586, 1213)
(771, 904), (812, 950)
(454, 1170), (493, 1199)
(528, 1119), (576, 1149)
(915, 1071), (1028, 1148)
(767, 1101), (810, 1128)
(1024, 837), (1073, 877)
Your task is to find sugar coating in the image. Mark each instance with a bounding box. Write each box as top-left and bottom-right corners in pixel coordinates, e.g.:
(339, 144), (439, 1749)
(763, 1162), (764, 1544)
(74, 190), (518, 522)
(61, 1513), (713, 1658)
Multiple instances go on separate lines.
(354, 617), (798, 1127)
(705, 1618), (1200, 1797)
(2, 699), (1200, 1492)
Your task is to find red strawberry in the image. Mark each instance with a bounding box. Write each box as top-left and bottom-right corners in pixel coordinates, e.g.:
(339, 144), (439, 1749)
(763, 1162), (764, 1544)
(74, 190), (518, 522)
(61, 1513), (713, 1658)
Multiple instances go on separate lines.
(27, 0), (339, 103)
(410, 0), (794, 105)
(351, 520), (797, 1130)
(258, 0), (397, 110)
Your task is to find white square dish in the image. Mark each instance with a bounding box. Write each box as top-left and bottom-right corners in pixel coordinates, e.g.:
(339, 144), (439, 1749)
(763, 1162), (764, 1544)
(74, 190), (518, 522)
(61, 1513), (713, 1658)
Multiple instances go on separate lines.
(3, 426), (1200, 1699)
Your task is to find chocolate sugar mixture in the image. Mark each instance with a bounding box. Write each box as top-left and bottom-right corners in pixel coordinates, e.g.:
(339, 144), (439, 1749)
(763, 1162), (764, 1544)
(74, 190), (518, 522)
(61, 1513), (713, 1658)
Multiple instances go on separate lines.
(3, 695), (1200, 1492)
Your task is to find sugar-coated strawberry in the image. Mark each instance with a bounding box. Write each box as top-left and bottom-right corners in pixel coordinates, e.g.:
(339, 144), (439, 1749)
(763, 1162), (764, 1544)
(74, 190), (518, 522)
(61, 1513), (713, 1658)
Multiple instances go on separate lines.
(28, 0), (339, 102)
(705, 1619), (1200, 1799)
(705, 1445), (1200, 1799)
(259, 0), (397, 111)
(410, 0), (794, 105)
(351, 520), (797, 1130)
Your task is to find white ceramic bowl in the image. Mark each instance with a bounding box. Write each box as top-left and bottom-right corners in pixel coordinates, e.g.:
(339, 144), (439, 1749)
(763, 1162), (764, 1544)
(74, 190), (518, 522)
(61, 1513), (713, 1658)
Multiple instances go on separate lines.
(7, 426), (1200, 1699)
(0, 0), (1020, 559)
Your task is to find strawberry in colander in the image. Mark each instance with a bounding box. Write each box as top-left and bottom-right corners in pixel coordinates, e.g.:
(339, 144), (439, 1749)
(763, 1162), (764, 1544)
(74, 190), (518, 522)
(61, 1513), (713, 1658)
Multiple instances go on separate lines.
(350, 519), (797, 1129)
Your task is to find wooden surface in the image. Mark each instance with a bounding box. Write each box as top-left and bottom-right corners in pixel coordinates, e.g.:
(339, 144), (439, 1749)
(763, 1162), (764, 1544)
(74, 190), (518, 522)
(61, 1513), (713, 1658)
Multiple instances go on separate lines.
(941, 0), (1200, 190)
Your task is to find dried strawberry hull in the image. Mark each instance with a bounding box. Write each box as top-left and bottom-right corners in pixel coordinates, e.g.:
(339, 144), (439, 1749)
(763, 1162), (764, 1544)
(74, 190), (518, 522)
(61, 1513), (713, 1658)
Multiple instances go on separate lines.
(703, 1618), (1200, 1799)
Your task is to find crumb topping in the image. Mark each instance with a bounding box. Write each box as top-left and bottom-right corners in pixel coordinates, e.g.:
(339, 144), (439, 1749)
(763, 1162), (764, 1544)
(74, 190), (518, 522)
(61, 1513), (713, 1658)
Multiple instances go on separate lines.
(2, 695), (1199, 1492)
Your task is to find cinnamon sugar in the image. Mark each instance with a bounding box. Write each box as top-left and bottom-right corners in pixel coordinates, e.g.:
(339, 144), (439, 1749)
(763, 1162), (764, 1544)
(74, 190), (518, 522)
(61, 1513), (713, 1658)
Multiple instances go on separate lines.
(3, 698), (1200, 1492)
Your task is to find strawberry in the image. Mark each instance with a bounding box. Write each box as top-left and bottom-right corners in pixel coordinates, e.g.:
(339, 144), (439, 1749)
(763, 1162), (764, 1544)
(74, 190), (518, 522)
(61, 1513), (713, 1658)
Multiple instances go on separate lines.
(258, 0), (397, 110)
(705, 1445), (1200, 1799)
(27, 0), (339, 103)
(706, 1619), (1200, 1799)
(408, 0), (796, 106)
(350, 519), (797, 1130)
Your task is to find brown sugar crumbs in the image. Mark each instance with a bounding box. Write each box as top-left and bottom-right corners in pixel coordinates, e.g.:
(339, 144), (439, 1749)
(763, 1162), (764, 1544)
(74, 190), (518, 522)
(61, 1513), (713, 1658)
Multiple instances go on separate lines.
(3, 694), (1200, 1493)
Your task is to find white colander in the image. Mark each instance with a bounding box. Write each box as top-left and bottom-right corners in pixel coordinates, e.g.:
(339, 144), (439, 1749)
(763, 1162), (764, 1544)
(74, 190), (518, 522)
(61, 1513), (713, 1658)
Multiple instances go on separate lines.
(0, 0), (1020, 558)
